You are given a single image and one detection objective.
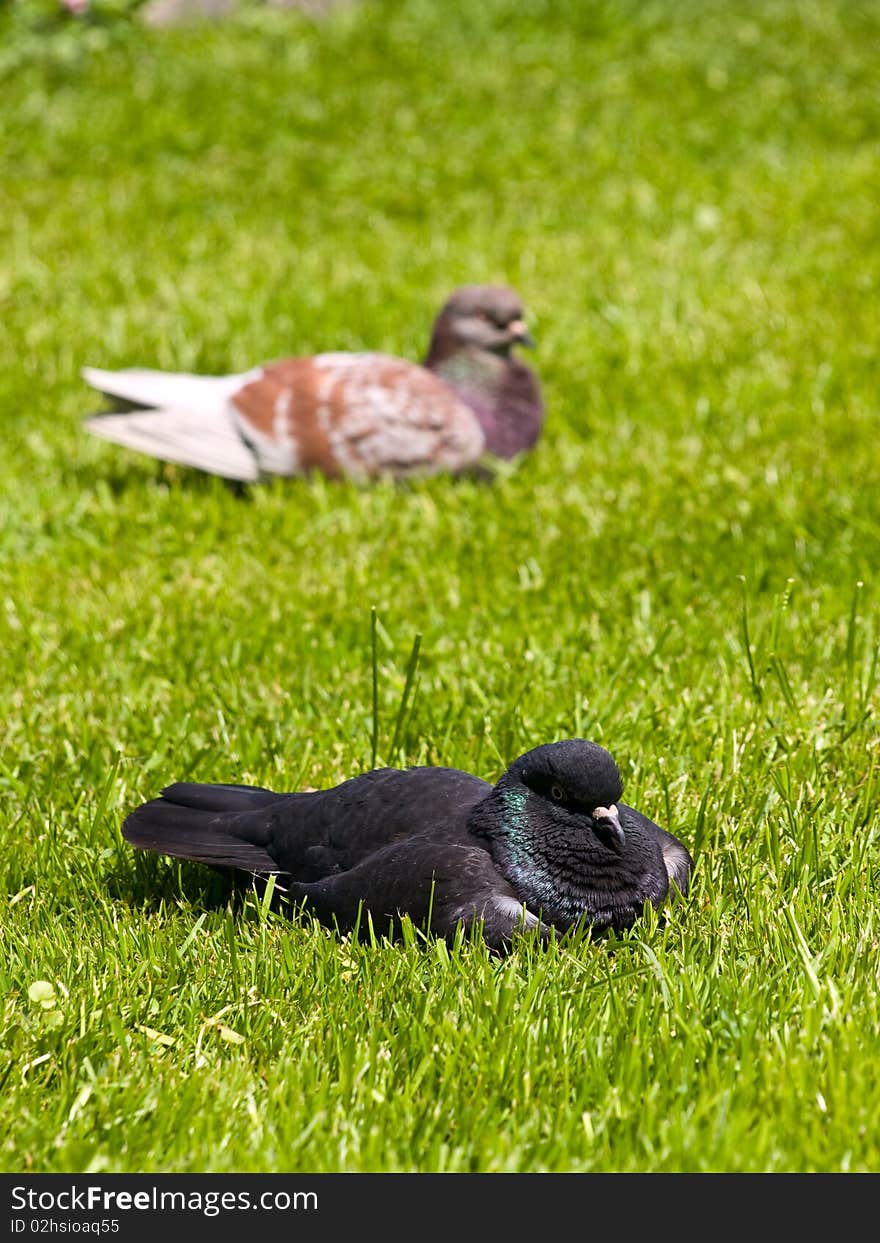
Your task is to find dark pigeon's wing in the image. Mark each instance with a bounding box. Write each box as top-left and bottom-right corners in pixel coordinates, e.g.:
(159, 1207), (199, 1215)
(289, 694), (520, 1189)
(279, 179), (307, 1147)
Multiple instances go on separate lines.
(619, 802), (693, 896)
(122, 766), (492, 882)
(121, 766), (535, 947)
(286, 835), (551, 951)
(261, 766), (492, 876)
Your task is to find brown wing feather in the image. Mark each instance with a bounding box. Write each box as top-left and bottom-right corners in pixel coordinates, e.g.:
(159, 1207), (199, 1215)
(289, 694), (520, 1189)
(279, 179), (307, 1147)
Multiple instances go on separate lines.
(230, 353), (484, 479)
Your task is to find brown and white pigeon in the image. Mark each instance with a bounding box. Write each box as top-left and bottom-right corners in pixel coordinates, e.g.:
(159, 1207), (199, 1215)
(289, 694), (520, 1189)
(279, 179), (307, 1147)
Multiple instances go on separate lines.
(83, 285), (544, 482)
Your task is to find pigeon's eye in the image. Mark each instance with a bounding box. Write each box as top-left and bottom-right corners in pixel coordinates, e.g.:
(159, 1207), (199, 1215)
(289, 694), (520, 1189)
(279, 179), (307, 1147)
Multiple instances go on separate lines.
(550, 784), (565, 801)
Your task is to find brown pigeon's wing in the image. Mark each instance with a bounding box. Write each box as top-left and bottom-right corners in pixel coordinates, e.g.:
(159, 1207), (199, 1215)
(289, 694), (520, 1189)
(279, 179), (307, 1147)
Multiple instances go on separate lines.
(229, 353), (485, 479)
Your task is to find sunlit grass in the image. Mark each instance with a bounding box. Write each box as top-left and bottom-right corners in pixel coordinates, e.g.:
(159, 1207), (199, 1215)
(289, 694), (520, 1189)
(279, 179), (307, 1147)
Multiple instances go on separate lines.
(1, 0), (879, 1173)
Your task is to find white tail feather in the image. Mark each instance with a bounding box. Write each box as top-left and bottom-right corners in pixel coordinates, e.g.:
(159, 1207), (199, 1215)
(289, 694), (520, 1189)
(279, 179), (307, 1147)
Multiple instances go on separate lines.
(85, 406), (260, 481)
(81, 365), (259, 413)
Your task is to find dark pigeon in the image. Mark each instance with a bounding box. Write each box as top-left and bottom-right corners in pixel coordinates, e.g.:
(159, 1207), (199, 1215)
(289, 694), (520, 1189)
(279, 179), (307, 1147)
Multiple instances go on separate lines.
(83, 285), (544, 482)
(122, 739), (692, 951)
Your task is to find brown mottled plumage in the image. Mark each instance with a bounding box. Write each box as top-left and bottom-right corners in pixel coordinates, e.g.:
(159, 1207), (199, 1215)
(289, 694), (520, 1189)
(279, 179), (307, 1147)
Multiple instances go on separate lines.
(83, 285), (544, 482)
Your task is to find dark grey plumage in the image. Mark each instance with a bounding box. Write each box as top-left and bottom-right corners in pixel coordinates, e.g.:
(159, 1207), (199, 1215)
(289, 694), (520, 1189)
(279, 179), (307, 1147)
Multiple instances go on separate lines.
(122, 739), (693, 951)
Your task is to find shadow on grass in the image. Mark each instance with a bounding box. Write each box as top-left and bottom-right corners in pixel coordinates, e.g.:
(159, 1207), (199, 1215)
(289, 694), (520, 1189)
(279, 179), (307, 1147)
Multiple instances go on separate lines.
(63, 456), (257, 499)
(66, 439), (518, 499)
(105, 851), (265, 917)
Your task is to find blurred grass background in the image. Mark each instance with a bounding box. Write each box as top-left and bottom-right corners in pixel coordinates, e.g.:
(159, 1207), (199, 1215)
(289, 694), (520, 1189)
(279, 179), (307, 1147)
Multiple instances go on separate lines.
(1, 0), (879, 1172)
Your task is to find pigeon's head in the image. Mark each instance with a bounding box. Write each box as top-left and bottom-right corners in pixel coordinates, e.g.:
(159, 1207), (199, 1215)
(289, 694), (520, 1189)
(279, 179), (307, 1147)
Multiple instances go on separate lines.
(433, 285), (535, 356)
(497, 739), (626, 854)
(469, 738), (675, 935)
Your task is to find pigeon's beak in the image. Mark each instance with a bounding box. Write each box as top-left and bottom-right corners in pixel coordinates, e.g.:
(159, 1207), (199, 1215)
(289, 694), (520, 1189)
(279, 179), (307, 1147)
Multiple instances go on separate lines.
(508, 319), (536, 348)
(592, 804), (625, 854)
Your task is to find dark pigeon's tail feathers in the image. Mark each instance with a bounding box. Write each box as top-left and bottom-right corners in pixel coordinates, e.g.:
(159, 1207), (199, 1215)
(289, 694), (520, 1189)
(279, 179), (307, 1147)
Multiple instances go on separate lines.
(157, 782), (282, 812)
(122, 782), (289, 874)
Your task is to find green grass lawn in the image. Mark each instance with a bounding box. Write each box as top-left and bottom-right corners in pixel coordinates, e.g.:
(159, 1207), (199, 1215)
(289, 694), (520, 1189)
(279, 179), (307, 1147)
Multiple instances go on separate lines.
(2, 0), (879, 1173)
